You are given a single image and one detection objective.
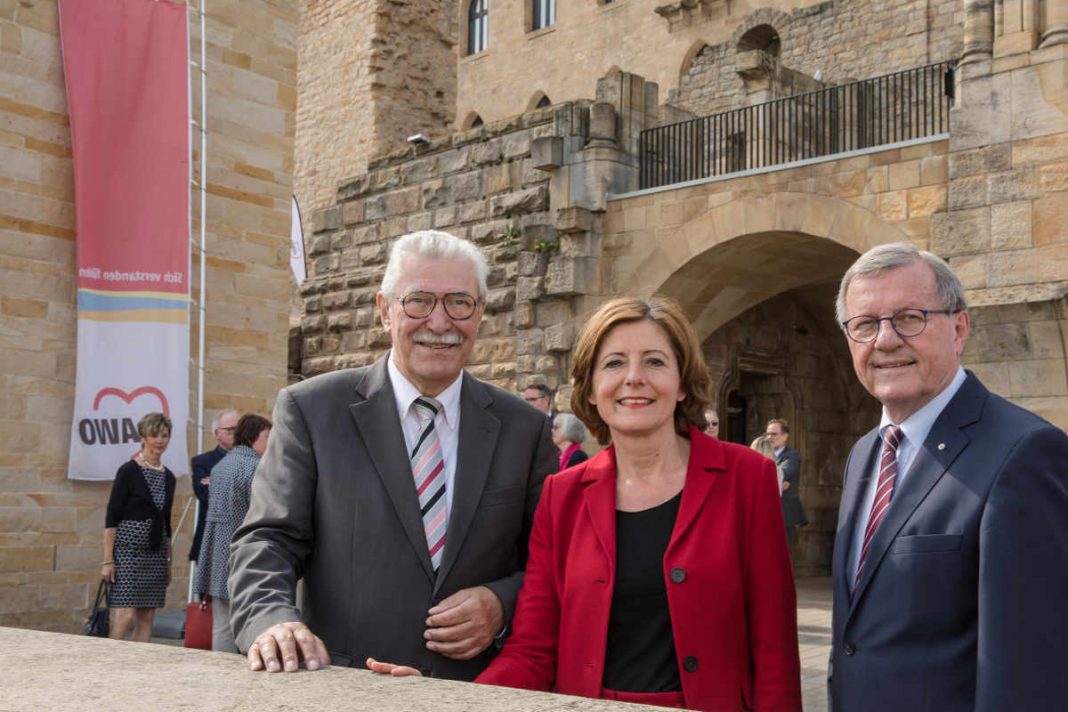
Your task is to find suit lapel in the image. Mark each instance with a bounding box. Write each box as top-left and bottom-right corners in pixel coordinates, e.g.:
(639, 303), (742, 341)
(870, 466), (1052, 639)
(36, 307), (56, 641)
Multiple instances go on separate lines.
(666, 430), (723, 556)
(580, 447), (618, 578)
(834, 429), (878, 611)
(848, 374), (986, 618)
(435, 374), (500, 592)
(349, 357), (436, 580)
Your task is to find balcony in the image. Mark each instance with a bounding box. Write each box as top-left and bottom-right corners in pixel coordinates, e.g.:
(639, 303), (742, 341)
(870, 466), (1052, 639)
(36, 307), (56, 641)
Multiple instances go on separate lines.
(639, 61), (956, 191)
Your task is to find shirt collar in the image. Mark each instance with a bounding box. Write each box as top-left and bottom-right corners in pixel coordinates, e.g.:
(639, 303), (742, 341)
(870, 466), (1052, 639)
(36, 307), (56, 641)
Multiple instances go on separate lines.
(774, 447), (785, 457)
(879, 367), (967, 446)
(387, 351), (462, 430)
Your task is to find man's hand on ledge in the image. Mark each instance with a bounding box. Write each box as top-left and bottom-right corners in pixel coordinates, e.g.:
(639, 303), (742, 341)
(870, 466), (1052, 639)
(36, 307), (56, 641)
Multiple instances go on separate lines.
(423, 585), (503, 660)
(247, 621), (331, 673)
(366, 657), (423, 677)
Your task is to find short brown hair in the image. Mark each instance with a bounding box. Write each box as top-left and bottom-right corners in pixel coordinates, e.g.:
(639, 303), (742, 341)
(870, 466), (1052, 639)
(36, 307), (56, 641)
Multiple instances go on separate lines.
(767, 418), (790, 434)
(137, 412), (172, 438)
(570, 296), (711, 444)
(234, 414), (272, 448)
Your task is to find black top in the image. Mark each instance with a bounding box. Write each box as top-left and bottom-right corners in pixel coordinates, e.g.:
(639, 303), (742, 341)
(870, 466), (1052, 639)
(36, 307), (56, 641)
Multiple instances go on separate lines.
(565, 448), (589, 468)
(602, 492), (683, 693)
(105, 459), (176, 550)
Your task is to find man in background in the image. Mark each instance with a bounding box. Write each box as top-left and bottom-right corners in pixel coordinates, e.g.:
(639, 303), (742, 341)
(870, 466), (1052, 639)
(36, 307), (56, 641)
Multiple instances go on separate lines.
(766, 418), (807, 540)
(521, 383), (553, 419)
(189, 408), (239, 563)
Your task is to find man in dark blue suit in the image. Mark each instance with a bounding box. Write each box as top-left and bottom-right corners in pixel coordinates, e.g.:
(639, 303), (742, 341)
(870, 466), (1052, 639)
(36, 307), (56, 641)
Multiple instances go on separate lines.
(830, 242), (1068, 711)
(188, 408), (239, 562)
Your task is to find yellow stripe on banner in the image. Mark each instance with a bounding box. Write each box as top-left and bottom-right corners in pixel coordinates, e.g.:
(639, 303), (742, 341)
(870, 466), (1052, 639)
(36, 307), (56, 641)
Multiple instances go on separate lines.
(80, 309), (189, 324)
(78, 287), (189, 302)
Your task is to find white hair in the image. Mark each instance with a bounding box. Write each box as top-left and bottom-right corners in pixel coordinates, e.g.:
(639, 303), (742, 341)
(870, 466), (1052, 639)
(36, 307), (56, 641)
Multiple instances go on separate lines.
(554, 412), (588, 445)
(380, 230), (489, 300)
(211, 408), (239, 431)
(835, 242), (967, 325)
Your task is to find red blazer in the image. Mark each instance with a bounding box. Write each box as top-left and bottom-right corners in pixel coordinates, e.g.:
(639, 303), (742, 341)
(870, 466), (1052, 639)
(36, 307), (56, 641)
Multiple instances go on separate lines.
(477, 428), (801, 712)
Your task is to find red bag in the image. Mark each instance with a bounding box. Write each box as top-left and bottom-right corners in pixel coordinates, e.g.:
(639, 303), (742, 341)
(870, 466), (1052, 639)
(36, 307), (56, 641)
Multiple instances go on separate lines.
(184, 597), (212, 650)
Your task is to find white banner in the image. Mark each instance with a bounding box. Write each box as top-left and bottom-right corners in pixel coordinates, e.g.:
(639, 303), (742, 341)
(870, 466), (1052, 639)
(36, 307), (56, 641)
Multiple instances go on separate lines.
(291, 195), (307, 285)
(69, 321), (190, 480)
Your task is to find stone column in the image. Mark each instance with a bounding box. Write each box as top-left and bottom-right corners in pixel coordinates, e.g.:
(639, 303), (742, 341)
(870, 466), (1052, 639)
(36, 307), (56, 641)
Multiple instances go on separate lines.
(1041, 0), (1068, 47)
(994, 0), (1038, 56)
(962, 0), (995, 64)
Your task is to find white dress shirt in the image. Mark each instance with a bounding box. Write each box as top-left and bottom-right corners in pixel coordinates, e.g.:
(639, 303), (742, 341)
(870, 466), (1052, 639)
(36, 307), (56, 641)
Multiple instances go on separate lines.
(388, 353), (462, 516)
(847, 367), (967, 586)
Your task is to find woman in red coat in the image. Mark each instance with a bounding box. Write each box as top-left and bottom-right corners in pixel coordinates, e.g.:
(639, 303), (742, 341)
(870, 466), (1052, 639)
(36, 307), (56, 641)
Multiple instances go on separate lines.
(372, 296), (801, 711)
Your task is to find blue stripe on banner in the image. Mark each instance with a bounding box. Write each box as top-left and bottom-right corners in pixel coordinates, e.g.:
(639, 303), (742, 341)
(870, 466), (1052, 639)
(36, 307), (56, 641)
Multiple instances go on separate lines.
(77, 291), (187, 312)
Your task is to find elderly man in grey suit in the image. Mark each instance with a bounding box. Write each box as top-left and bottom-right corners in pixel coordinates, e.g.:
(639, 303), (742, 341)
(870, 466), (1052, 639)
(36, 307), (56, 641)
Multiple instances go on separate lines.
(229, 230), (556, 679)
(830, 242), (1068, 711)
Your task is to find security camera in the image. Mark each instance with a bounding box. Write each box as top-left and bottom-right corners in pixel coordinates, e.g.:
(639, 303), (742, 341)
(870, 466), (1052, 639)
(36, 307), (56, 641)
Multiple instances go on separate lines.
(406, 133), (430, 145)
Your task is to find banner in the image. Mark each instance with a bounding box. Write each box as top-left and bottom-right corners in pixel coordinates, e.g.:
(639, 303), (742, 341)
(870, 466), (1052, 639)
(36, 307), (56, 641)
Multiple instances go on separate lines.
(60, 0), (190, 480)
(291, 195), (307, 285)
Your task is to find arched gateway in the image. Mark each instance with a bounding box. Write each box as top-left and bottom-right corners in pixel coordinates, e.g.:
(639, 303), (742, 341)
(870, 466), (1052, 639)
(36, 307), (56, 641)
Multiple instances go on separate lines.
(605, 193), (909, 573)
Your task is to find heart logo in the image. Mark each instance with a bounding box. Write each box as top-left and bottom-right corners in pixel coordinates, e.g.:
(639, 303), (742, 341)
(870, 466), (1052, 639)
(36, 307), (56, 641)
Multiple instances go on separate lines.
(93, 386), (170, 417)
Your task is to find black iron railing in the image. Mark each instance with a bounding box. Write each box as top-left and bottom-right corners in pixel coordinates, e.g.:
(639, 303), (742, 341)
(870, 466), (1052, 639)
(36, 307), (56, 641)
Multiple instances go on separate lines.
(639, 60), (956, 190)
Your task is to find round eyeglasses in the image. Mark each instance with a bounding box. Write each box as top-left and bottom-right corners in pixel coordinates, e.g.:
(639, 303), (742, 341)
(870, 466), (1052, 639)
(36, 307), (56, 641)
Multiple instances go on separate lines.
(841, 308), (959, 343)
(398, 291), (479, 321)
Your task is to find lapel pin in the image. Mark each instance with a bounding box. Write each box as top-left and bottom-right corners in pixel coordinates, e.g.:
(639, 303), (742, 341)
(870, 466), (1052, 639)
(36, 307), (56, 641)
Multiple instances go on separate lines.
(937, 443), (946, 451)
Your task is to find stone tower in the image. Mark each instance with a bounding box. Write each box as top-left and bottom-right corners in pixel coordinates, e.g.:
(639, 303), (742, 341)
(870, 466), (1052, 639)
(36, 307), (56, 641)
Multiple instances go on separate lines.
(296, 0), (459, 213)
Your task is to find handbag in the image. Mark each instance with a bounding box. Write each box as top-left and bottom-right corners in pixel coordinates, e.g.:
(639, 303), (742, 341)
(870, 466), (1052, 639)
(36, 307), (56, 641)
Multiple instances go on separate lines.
(84, 580), (110, 637)
(184, 596), (212, 650)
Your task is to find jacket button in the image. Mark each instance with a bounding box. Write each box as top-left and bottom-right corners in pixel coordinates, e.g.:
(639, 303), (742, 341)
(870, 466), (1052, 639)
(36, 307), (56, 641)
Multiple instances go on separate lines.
(843, 643), (856, 656)
(682, 656), (698, 672)
(669, 567), (686, 583)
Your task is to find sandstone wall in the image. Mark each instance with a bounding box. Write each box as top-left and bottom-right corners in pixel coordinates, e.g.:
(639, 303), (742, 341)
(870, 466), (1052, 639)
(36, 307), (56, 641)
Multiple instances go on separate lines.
(671, 0), (962, 116)
(295, 0), (458, 213)
(0, 0), (296, 631)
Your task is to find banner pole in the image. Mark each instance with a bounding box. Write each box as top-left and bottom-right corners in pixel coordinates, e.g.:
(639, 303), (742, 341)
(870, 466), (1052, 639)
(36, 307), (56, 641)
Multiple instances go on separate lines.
(188, 0), (208, 605)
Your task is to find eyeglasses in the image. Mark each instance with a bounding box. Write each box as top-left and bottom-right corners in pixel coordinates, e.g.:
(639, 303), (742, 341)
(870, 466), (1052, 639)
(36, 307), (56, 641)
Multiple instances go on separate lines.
(524, 395), (548, 403)
(841, 308), (958, 343)
(218, 427), (236, 433)
(398, 291), (479, 321)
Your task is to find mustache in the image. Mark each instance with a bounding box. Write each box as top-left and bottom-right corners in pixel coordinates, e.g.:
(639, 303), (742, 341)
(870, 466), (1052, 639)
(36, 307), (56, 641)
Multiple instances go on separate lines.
(412, 330), (462, 346)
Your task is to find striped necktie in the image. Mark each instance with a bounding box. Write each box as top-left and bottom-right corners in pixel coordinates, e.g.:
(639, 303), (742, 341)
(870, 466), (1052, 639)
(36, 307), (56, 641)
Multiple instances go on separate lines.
(854, 425), (904, 588)
(410, 396), (447, 572)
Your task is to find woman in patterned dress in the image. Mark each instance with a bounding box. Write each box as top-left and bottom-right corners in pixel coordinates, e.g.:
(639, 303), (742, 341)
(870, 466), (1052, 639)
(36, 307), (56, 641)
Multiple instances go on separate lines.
(101, 412), (176, 642)
(194, 413), (271, 652)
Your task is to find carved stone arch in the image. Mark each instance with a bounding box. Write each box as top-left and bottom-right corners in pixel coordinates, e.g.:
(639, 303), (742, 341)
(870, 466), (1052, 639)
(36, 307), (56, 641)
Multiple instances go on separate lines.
(730, 7), (792, 54)
(678, 40), (710, 86)
(526, 91), (552, 111)
(628, 192), (910, 334)
(459, 110), (484, 130)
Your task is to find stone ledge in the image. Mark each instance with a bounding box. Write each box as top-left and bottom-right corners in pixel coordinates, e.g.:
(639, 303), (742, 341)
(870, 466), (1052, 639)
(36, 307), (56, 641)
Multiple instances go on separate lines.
(0, 627), (660, 712)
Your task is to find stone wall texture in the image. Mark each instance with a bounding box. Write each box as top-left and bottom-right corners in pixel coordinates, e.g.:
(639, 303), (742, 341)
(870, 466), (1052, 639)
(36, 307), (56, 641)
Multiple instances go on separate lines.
(670, 0), (962, 116)
(295, 0), (458, 213)
(0, 0), (296, 631)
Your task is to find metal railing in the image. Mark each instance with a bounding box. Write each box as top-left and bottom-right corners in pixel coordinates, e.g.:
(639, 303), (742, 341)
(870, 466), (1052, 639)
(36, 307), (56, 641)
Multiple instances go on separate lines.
(639, 60), (956, 190)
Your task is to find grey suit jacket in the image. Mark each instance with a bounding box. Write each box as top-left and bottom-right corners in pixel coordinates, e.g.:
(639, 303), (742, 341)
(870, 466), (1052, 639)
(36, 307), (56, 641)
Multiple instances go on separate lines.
(830, 372), (1068, 712)
(228, 356), (557, 680)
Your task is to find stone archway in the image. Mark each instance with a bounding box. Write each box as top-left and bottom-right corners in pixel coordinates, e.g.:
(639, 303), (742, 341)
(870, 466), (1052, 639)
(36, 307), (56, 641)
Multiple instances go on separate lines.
(613, 193), (906, 574)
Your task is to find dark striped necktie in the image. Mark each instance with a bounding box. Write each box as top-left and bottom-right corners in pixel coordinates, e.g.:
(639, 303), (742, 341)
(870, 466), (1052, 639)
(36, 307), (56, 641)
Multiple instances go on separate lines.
(855, 425), (904, 588)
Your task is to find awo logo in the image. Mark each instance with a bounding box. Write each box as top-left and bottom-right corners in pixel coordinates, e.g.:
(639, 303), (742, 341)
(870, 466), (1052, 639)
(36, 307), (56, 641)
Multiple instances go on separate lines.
(77, 386), (170, 445)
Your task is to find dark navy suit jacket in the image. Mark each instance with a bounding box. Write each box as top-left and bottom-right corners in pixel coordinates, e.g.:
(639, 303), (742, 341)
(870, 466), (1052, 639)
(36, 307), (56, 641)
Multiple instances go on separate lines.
(830, 372), (1068, 711)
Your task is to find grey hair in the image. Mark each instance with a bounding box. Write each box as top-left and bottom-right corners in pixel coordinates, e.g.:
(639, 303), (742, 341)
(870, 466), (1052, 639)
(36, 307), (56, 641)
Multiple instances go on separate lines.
(380, 230), (489, 300)
(211, 408), (239, 431)
(554, 412), (588, 445)
(835, 242), (967, 325)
